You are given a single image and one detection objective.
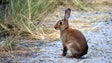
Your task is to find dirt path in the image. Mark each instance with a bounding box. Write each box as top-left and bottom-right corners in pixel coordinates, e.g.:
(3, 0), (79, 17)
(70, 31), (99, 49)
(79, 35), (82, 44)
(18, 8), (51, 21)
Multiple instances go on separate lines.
(0, 9), (112, 63)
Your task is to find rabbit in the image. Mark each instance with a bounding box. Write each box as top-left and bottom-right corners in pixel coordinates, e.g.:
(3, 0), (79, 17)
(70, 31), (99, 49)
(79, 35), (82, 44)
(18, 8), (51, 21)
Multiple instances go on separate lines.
(54, 8), (88, 58)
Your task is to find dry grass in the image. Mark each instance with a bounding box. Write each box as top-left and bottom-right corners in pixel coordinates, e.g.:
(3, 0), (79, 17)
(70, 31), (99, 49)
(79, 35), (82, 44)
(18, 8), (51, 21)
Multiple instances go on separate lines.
(0, 0), (86, 40)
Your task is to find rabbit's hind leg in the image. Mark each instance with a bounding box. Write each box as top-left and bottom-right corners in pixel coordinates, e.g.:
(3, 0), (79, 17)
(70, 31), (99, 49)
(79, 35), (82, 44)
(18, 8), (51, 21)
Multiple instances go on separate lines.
(70, 48), (82, 58)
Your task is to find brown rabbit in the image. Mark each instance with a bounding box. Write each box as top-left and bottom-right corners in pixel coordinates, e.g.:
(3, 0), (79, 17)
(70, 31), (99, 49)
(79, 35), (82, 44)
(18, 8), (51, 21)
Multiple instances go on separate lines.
(54, 8), (88, 58)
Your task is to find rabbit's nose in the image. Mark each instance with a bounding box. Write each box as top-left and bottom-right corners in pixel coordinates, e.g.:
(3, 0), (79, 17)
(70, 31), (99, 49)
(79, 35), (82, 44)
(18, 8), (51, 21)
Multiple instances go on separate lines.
(54, 26), (57, 29)
(54, 25), (58, 29)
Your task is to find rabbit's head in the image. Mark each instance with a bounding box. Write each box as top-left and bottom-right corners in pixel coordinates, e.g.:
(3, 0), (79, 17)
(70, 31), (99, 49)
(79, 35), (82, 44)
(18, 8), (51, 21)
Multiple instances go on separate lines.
(54, 8), (71, 31)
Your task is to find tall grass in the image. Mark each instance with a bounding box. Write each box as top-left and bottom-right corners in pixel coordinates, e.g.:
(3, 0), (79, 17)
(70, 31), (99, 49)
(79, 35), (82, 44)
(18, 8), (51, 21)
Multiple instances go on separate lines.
(0, 0), (85, 38)
(0, 0), (58, 37)
(9, 0), (56, 36)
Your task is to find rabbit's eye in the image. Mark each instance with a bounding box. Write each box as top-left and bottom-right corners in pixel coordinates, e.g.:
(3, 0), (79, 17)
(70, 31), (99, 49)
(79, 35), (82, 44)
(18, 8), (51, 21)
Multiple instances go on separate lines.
(60, 22), (63, 25)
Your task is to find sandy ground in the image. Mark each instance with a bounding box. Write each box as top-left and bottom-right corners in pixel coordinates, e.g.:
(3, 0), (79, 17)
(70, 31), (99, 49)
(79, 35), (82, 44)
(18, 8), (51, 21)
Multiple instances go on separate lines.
(0, 7), (112, 63)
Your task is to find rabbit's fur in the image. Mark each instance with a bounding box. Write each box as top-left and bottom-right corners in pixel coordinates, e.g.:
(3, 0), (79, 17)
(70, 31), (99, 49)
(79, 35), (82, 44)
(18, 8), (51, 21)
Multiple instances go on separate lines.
(54, 8), (88, 58)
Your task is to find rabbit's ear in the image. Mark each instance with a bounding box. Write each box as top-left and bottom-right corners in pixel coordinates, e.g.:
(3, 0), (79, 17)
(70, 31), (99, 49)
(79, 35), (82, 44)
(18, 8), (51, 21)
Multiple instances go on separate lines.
(64, 8), (71, 20)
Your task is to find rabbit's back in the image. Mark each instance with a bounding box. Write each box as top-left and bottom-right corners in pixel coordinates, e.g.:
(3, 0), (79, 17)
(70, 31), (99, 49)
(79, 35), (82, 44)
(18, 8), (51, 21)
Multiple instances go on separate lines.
(61, 28), (88, 54)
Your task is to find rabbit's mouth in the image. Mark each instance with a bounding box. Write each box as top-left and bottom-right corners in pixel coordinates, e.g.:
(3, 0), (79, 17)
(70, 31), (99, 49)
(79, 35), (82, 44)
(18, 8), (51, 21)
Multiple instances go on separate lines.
(55, 27), (65, 31)
(60, 28), (65, 31)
